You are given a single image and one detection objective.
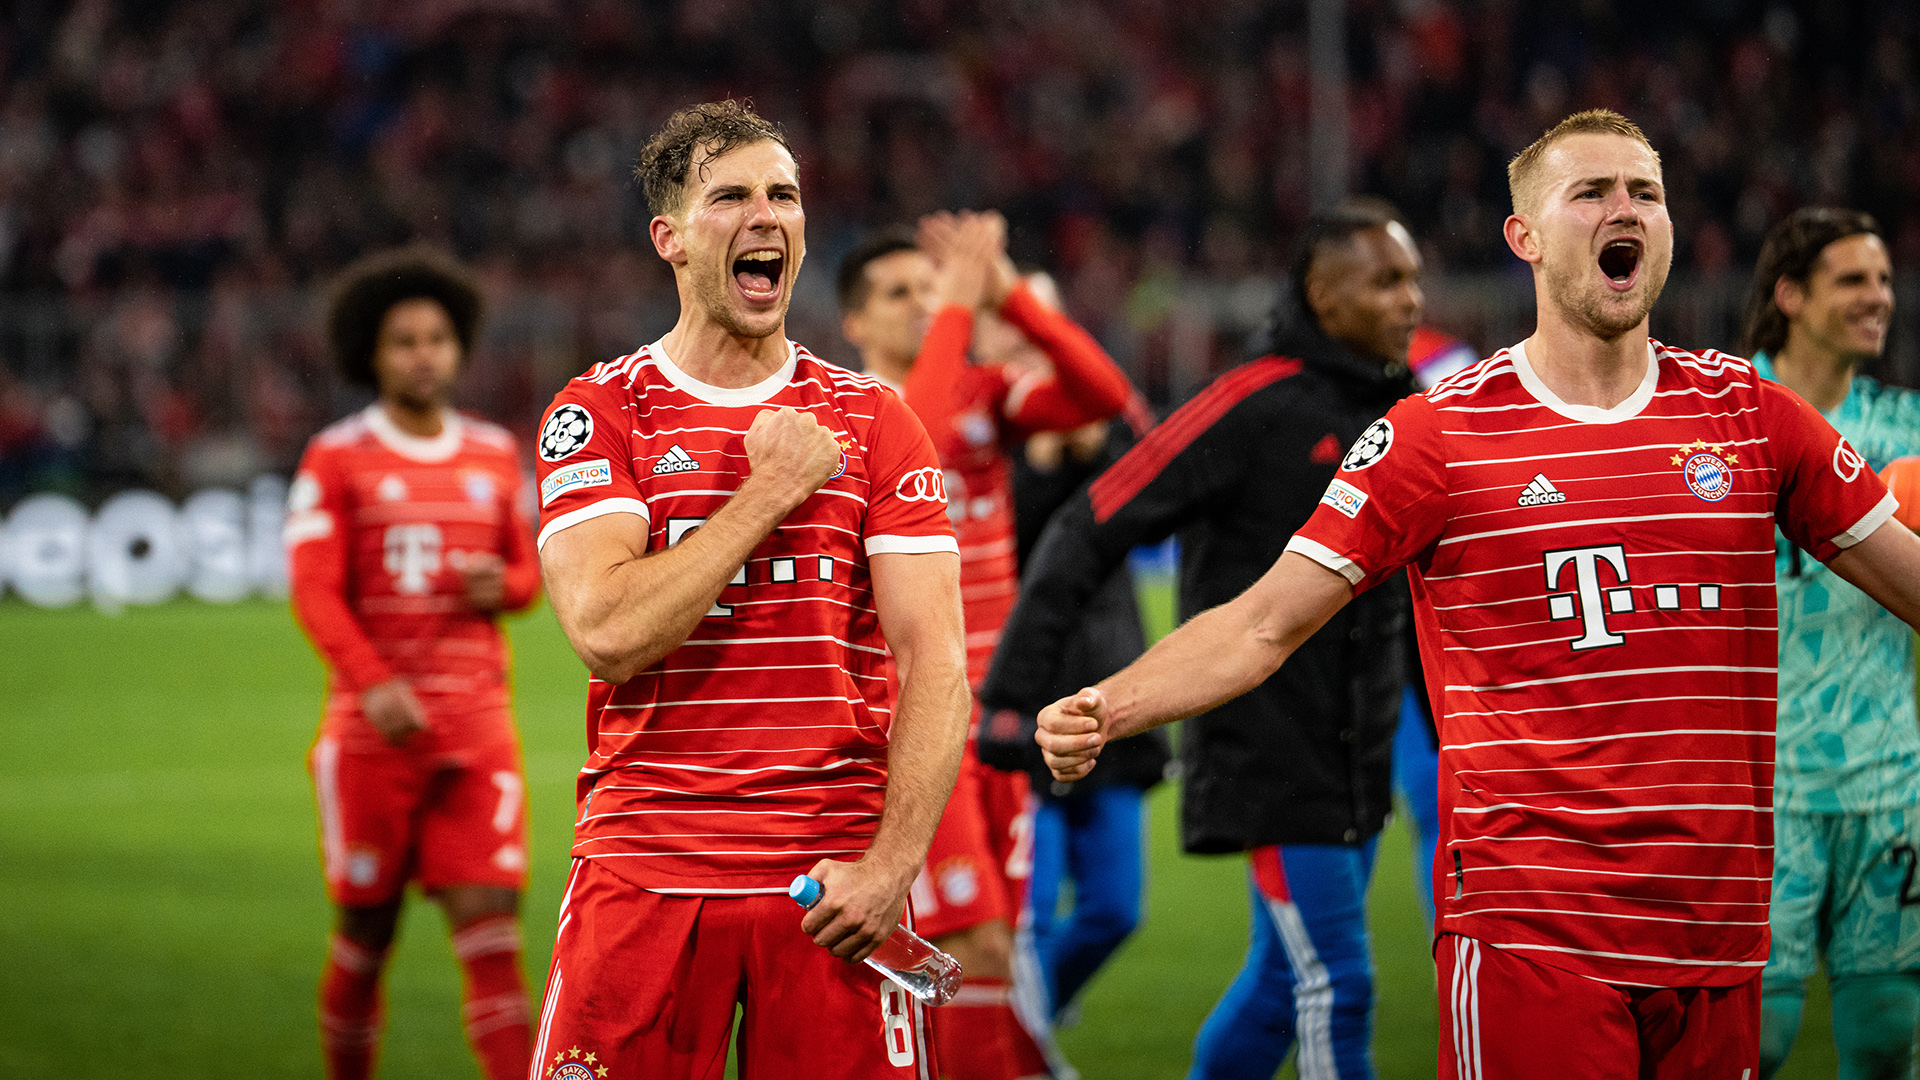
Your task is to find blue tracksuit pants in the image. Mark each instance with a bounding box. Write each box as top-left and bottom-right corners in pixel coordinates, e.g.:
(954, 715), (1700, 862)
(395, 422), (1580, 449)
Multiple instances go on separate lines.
(1028, 783), (1146, 1014)
(1187, 841), (1379, 1080)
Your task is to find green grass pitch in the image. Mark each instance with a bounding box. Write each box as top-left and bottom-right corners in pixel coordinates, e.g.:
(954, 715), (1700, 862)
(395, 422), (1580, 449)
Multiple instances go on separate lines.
(0, 597), (1842, 1078)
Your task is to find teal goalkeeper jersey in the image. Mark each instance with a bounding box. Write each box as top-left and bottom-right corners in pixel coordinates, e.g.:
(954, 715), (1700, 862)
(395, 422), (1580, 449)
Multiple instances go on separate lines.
(1757, 352), (1920, 813)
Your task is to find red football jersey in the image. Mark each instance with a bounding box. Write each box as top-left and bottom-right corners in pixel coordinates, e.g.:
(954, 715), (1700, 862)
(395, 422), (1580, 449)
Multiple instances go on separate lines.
(287, 406), (540, 756)
(902, 283), (1132, 686)
(1287, 341), (1894, 987)
(534, 339), (957, 893)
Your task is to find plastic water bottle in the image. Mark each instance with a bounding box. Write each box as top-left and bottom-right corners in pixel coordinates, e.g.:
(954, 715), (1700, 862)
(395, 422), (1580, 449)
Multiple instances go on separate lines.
(789, 875), (962, 1005)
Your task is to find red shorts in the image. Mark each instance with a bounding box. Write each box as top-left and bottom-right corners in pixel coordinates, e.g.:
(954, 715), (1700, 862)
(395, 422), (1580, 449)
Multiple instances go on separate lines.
(532, 858), (937, 1080)
(1438, 934), (1760, 1080)
(309, 734), (529, 907)
(911, 757), (1033, 940)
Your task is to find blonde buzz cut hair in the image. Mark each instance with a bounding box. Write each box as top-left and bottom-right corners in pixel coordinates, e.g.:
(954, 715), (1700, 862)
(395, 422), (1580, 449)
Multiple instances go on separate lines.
(1507, 109), (1660, 218)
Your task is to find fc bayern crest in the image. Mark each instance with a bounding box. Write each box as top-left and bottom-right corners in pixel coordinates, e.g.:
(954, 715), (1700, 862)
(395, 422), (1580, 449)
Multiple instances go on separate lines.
(1341, 419), (1393, 472)
(1673, 438), (1736, 502)
(539, 404), (593, 462)
(830, 435), (855, 480)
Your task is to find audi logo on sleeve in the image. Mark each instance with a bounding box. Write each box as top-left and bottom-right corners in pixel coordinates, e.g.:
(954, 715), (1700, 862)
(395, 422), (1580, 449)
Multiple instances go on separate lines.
(1834, 439), (1866, 482)
(539, 404), (594, 462)
(896, 467), (948, 503)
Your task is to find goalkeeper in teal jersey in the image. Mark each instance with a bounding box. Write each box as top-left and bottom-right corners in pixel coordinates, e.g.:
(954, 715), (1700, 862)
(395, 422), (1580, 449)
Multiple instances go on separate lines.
(1744, 207), (1918, 1080)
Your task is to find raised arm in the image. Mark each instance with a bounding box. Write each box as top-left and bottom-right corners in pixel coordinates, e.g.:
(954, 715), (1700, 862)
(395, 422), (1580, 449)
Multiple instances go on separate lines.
(997, 278), (1133, 431)
(1037, 550), (1353, 781)
(899, 211), (1000, 428)
(801, 548), (969, 961)
(1826, 519), (1920, 629)
(540, 407), (841, 683)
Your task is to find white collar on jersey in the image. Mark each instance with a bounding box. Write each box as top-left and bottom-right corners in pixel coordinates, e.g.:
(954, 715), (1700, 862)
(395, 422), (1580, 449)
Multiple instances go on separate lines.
(648, 337), (799, 407)
(363, 403), (464, 462)
(1508, 340), (1659, 425)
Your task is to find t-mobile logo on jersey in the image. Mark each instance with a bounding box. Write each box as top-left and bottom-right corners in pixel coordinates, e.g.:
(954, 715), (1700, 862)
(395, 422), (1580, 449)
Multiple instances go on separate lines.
(383, 523), (443, 595)
(1543, 543), (1724, 651)
(1544, 545), (1629, 650)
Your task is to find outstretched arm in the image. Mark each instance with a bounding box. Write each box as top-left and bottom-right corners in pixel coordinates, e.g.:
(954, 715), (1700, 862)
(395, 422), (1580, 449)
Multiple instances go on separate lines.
(540, 407), (842, 683)
(1037, 550), (1352, 781)
(1826, 519), (1920, 629)
(802, 549), (969, 961)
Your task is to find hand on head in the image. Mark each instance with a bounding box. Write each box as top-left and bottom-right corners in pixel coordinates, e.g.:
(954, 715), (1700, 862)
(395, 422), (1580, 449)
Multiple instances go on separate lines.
(1035, 687), (1108, 782)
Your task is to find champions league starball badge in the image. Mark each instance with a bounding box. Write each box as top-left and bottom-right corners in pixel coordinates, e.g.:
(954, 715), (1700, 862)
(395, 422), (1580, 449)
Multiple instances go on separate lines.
(539, 405), (594, 462)
(1672, 438), (1736, 502)
(1341, 418), (1393, 472)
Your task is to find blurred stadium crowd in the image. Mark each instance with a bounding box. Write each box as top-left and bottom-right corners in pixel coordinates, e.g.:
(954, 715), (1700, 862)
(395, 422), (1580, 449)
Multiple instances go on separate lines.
(0, 0), (1916, 504)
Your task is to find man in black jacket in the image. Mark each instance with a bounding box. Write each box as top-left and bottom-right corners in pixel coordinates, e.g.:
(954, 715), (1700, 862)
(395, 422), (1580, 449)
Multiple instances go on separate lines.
(979, 199), (1424, 1080)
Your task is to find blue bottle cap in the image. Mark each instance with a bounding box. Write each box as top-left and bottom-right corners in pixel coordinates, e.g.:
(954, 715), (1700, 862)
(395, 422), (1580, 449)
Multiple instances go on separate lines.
(789, 875), (822, 908)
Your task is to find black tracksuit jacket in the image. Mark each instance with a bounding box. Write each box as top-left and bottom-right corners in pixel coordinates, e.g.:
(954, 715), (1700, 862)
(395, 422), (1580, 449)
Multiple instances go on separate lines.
(979, 320), (1417, 853)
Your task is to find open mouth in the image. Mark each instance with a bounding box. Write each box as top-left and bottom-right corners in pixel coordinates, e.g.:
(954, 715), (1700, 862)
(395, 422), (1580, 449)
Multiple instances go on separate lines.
(1598, 239), (1641, 287)
(733, 250), (785, 301)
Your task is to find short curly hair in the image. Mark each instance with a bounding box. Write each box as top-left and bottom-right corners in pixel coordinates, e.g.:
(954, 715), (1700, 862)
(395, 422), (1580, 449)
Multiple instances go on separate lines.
(635, 99), (793, 219)
(326, 247), (484, 389)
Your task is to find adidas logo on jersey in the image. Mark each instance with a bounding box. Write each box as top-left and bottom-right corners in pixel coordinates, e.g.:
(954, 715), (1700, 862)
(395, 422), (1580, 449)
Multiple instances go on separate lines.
(652, 444), (700, 475)
(1517, 473), (1567, 507)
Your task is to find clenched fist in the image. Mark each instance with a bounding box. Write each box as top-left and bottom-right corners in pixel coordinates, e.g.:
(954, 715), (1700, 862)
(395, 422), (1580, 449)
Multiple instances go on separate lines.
(1036, 687), (1108, 782)
(743, 406), (844, 512)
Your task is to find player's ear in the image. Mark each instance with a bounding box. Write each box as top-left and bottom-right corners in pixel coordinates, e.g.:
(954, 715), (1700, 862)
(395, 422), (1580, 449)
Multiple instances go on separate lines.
(1502, 213), (1541, 265)
(650, 215), (687, 266)
(1773, 275), (1807, 321)
(841, 310), (868, 350)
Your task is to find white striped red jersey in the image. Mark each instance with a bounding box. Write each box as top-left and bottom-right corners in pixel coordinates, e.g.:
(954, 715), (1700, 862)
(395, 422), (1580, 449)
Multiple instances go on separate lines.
(287, 406), (541, 756)
(1286, 340), (1895, 987)
(930, 364), (1022, 687)
(533, 339), (957, 892)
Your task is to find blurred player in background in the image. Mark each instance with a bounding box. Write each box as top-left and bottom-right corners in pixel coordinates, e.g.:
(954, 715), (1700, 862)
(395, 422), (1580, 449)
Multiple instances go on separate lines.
(529, 101), (969, 1079)
(286, 247), (542, 1080)
(1738, 208), (1920, 1079)
(1037, 110), (1920, 1076)
(992, 405), (1171, 1029)
(984, 197), (1424, 1080)
(839, 214), (1132, 1080)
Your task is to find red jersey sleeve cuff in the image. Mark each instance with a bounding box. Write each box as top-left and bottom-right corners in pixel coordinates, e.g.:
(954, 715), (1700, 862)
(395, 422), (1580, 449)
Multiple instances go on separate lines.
(998, 280), (1042, 322)
(1831, 491), (1897, 551)
(864, 534), (960, 556)
(537, 497), (651, 550)
(1284, 534), (1364, 587)
(336, 654), (397, 692)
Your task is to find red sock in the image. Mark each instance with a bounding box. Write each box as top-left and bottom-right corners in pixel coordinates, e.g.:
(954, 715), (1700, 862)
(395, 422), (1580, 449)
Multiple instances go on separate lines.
(933, 977), (1022, 1080)
(319, 934), (385, 1080)
(452, 914), (532, 1080)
